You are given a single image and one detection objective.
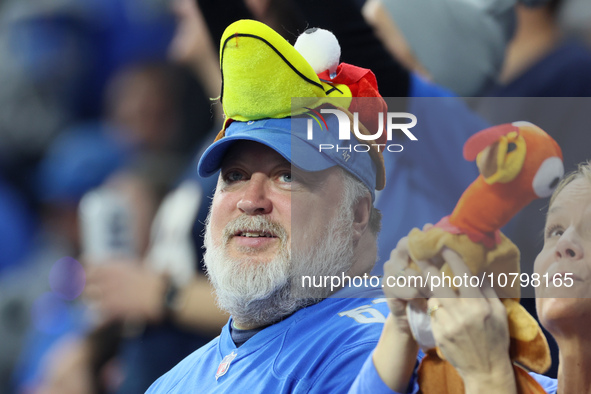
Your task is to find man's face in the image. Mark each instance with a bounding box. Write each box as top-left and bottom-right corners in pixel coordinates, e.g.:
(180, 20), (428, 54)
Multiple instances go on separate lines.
(203, 141), (357, 328)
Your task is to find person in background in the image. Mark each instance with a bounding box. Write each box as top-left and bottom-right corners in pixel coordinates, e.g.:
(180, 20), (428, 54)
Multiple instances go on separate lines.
(13, 59), (217, 394)
(491, 0), (591, 97)
(362, 0), (516, 96)
(9, 124), (127, 394)
(23, 2), (227, 392)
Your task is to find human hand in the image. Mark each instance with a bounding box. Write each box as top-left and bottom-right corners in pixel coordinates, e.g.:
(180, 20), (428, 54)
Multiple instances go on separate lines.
(169, 0), (222, 103)
(169, 0), (211, 64)
(426, 248), (516, 393)
(383, 234), (431, 336)
(85, 260), (167, 323)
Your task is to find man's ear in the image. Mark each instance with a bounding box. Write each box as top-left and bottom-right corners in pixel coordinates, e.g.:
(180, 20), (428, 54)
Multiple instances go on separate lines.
(352, 193), (372, 242)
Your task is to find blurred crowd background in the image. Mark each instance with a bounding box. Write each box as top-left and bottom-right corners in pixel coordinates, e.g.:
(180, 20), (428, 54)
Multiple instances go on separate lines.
(0, 0), (590, 393)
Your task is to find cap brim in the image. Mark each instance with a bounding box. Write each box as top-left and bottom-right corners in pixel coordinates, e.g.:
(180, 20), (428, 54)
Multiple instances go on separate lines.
(197, 119), (337, 178)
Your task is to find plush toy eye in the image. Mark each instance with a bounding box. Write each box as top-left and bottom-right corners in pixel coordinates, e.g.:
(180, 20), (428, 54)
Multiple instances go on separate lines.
(507, 142), (517, 153)
(532, 157), (564, 198)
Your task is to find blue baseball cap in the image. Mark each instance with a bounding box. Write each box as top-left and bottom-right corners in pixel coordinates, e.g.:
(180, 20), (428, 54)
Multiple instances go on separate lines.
(197, 112), (380, 200)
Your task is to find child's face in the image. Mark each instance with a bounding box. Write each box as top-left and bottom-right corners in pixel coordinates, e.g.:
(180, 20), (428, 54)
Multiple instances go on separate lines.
(535, 177), (591, 329)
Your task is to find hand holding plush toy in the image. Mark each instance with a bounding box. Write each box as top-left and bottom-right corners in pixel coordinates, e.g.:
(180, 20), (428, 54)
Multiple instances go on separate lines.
(406, 122), (563, 393)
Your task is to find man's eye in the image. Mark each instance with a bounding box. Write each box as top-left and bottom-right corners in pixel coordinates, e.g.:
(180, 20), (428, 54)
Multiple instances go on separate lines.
(225, 171), (244, 182)
(278, 173), (292, 183)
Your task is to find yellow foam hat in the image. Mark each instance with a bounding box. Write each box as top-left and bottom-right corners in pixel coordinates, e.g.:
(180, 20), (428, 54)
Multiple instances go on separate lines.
(220, 19), (329, 122)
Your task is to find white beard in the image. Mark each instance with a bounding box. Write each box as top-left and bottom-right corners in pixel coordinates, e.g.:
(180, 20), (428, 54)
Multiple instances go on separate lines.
(203, 204), (355, 328)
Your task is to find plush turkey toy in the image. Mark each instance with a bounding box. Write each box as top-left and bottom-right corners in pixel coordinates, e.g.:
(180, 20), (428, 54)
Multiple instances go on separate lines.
(406, 122), (563, 393)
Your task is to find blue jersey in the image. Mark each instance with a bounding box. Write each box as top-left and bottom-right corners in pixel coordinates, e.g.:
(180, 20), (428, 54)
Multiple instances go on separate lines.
(147, 288), (390, 393)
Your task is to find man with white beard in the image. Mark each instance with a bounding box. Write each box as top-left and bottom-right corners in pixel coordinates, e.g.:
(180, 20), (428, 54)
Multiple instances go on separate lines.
(202, 140), (378, 329)
(147, 19), (405, 393)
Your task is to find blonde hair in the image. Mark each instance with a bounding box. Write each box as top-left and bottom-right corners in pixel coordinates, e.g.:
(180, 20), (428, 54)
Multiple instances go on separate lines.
(549, 161), (591, 208)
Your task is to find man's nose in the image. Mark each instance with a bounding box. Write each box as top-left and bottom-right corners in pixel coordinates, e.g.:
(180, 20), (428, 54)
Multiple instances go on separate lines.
(236, 174), (273, 215)
(555, 228), (584, 261)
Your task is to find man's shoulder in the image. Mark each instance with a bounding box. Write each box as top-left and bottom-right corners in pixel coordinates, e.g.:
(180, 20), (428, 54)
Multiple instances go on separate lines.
(277, 293), (388, 363)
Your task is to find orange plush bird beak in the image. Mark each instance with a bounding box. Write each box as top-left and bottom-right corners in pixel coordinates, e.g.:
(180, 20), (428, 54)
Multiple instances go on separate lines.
(471, 127), (527, 185)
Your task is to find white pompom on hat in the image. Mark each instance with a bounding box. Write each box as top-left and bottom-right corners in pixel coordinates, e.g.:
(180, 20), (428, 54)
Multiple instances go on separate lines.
(294, 27), (341, 77)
